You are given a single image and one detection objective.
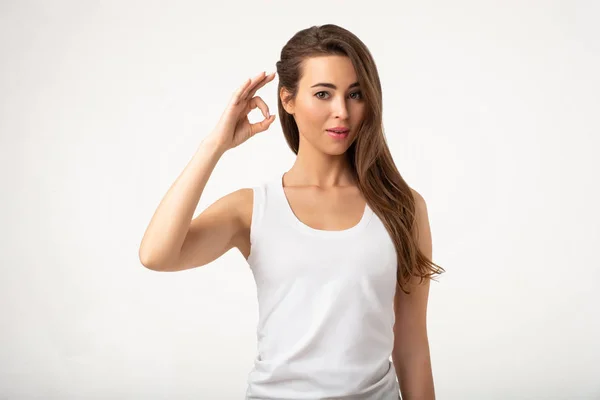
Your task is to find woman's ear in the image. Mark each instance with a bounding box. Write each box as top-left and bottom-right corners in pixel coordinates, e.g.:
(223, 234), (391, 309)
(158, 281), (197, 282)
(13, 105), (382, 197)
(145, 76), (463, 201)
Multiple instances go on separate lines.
(280, 87), (295, 115)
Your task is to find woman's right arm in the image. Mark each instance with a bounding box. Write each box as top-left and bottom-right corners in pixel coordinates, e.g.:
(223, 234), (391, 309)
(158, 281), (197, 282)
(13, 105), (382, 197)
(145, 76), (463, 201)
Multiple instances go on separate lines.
(138, 71), (276, 271)
(139, 136), (229, 271)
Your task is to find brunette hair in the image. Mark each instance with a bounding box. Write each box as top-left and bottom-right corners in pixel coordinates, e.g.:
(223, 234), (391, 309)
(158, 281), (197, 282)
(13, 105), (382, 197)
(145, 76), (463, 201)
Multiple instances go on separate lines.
(275, 24), (444, 293)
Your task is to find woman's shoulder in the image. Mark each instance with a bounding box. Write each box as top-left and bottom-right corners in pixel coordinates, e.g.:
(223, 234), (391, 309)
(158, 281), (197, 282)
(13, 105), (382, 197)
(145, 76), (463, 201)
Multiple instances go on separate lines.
(225, 187), (254, 230)
(409, 186), (426, 208)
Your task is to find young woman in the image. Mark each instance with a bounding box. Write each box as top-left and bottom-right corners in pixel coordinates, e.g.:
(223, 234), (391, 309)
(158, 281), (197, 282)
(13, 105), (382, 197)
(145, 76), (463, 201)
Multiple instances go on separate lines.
(140, 24), (444, 400)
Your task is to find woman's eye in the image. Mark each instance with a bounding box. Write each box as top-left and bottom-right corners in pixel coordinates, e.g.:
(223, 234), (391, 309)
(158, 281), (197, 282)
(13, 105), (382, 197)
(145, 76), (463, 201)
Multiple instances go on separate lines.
(315, 91), (363, 100)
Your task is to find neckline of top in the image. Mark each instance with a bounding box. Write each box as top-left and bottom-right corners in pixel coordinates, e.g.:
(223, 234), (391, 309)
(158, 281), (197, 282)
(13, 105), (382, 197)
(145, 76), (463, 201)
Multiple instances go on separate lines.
(275, 172), (374, 237)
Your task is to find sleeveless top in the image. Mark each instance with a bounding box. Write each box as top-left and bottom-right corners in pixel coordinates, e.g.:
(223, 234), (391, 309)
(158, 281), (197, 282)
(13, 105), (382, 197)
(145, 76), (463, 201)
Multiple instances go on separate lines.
(245, 172), (401, 400)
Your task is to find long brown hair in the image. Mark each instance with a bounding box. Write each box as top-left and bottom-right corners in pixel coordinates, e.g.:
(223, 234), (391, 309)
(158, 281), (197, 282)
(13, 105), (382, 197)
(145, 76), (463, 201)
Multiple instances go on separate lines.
(275, 24), (444, 294)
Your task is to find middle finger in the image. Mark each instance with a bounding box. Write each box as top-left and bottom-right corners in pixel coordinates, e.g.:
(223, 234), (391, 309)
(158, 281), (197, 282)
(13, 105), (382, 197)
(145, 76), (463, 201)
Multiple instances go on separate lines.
(241, 71), (267, 99)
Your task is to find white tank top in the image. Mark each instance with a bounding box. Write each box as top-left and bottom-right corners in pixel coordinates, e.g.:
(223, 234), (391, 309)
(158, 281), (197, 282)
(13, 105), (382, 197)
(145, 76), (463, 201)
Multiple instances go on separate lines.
(245, 172), (400, 400)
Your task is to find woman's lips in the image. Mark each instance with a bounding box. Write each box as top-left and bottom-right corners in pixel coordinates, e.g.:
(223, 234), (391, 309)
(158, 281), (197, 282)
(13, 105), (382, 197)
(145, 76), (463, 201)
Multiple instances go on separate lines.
(326, 129), (349, 139)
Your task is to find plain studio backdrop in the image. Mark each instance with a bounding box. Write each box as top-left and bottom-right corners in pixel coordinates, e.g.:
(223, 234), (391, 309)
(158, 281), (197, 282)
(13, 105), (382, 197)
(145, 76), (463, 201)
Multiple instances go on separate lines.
(1, 1), (599, 399)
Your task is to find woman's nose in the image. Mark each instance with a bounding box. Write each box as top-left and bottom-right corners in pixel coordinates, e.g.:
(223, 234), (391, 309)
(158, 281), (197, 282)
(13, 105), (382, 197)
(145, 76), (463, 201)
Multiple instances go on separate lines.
(333, 97), (349, 119)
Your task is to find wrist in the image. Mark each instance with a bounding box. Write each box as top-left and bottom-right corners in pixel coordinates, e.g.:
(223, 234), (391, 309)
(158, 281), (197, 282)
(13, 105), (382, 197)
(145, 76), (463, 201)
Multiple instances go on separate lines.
(201, 134), (229, 155)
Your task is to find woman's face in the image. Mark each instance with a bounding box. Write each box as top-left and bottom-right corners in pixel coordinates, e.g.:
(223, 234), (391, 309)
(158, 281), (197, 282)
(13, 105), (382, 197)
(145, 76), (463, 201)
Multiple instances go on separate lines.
(281, 55), (366, 155)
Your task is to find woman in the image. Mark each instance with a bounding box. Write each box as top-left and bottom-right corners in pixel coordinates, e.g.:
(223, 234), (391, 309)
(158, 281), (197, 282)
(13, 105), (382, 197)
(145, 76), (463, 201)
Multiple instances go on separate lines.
(140, 24), (444, 400)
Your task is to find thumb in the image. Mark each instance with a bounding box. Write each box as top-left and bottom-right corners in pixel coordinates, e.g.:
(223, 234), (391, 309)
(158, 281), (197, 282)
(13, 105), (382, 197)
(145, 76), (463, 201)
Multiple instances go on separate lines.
(250, 114), (276, 136)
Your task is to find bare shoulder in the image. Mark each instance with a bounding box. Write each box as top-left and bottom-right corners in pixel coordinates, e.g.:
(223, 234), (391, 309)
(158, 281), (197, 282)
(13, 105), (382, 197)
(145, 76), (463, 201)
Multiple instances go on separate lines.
(203, 187), (252, 222)
(409, 187), (428, 215)
(409, 187), (425, 204)
(233, 187), (254, 230)
(407, 187), (432, 257)
(214, 187), (252, 231)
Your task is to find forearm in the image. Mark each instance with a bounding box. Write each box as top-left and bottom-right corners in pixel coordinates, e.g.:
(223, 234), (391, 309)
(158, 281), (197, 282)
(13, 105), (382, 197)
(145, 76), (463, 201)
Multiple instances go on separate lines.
(139, 134), (227, 269)
(392, 346), (435, 400)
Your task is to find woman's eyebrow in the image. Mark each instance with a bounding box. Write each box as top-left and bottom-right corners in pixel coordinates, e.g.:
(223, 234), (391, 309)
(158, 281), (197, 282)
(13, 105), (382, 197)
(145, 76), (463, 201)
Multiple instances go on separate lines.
(310, 82), (360, 89)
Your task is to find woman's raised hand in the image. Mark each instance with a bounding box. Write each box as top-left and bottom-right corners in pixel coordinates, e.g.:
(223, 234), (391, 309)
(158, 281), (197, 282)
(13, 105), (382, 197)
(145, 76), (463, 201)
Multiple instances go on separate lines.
(209, 71), (277, 151)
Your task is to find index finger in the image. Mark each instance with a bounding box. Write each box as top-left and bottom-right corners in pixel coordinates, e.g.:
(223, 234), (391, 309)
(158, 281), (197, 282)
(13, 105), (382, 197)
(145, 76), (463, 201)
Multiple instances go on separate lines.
(247, 72), (276, 99)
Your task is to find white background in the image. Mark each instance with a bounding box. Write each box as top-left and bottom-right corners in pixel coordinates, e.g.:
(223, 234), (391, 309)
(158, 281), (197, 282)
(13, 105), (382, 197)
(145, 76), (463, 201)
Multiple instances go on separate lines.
(1, 1), (599, 399)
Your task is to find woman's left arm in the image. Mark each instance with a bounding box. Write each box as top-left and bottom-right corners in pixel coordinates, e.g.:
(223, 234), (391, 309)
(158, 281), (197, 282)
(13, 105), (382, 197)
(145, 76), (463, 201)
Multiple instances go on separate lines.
(391, 189), (435, 400)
